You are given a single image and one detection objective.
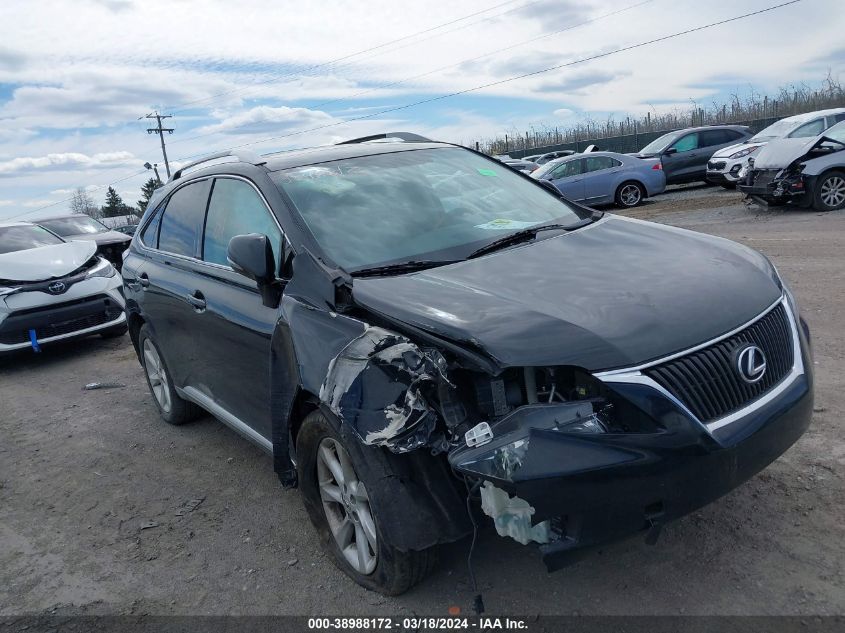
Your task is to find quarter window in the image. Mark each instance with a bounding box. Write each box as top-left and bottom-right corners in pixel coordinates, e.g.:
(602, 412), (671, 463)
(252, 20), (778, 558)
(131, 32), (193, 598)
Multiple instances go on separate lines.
(203, 178), (283, 270)
(139, 203), (164, 248)
(158, 180), (211, 257)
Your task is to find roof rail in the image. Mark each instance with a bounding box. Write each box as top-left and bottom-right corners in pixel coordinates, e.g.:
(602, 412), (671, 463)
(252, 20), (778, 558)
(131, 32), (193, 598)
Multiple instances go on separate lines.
(336, 132), (435, 145)
(169, 150), (267, 182)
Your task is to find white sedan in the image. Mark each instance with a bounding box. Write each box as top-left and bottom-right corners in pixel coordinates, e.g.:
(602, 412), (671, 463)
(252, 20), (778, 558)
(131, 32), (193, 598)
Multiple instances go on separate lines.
(0, 221), (126, 355)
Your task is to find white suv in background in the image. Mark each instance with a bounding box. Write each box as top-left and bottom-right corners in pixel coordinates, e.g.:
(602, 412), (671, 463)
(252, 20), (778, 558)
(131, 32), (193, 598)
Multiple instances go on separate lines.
(0, 221), (126, 355)
(706, 108), (845, 187)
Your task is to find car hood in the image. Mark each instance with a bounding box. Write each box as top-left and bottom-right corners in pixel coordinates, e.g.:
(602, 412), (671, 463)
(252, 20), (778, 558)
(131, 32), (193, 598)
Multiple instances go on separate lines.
(711, 141), (767, 159)
(351, 216), (781, 371)
(0, 240), (97, 282)
(63, 230), (132, 245)
(751, 137), (820, 169)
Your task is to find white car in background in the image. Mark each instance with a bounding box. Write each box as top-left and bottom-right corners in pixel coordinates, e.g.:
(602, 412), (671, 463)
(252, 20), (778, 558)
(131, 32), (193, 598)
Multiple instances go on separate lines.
(706, 108), (845, 187)
(0, 221), (126, 355)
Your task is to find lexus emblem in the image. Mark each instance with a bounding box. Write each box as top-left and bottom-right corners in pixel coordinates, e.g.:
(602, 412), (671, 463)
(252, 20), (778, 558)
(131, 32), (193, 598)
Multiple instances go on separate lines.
(47, 281), (66, 295)
(735, 344), (767, 384)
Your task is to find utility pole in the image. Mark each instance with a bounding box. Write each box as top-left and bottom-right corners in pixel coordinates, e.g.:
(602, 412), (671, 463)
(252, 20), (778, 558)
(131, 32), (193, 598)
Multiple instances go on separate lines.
(145, 112), (174, 179)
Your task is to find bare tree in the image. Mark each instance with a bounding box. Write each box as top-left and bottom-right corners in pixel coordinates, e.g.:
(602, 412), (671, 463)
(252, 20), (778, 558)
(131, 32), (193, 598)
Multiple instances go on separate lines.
(69, 187), (100, 219)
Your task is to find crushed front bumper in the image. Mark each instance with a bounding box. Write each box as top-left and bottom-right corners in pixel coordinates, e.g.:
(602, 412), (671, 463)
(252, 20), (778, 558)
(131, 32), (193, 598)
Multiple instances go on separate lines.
(449, 302), (813, 571)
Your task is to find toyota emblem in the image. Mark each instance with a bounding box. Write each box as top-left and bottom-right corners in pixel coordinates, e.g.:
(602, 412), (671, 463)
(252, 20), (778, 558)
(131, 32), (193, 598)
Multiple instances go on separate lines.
(47, 281), (67, 295)
(735, 344), (767, 384)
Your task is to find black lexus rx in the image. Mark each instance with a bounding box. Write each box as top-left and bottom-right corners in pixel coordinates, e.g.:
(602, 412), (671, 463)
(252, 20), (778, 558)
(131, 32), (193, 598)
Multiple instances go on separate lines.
(122, 133), (813, 595)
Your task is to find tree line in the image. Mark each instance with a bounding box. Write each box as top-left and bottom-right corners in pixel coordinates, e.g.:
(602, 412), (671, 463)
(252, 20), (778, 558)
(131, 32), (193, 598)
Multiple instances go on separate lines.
(69, 177), (162, 223)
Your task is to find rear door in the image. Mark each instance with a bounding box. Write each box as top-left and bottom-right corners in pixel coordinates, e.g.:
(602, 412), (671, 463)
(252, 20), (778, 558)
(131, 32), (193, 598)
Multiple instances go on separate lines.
(139, 178), (212, 389)
(548, 158), (586, 200)
(583, 156), (622, 204)
(188, 176), (287, 440)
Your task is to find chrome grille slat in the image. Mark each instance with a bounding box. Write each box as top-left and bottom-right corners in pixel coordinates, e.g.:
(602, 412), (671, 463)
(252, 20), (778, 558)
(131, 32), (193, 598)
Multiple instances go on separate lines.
(644, 304), (793, 423)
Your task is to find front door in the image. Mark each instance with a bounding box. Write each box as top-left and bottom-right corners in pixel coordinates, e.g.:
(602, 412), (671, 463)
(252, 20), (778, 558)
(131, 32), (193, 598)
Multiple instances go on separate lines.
(548, 158), (586, 201)
(188, 176), (287, 440)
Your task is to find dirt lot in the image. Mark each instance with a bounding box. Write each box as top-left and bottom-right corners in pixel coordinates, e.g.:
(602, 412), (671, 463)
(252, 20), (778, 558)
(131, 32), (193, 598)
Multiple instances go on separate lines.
(1, 186), (843, 617)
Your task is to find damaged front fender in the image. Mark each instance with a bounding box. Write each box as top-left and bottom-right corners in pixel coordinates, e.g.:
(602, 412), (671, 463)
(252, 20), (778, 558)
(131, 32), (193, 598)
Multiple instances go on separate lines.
(319, 326), (451, 453)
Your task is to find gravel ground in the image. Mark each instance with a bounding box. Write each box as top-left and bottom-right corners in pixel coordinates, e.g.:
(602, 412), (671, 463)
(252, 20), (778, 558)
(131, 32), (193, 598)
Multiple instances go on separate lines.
(1, 186), (843, 617)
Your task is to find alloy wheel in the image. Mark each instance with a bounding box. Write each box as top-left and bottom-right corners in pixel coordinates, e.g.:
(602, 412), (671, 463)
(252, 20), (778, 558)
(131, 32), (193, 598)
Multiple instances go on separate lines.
(143, 339), (171, 413)
(620, 183), (642, 206)
(317, 438), (378, 575)
(820, 176), (845, 208)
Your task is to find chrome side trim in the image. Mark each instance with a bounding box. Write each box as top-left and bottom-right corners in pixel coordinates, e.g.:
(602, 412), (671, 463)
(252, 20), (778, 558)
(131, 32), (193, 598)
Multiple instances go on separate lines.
(597, 296), (804, 434)
(181, 386), (273, 454)
(595, 294), (784, 377)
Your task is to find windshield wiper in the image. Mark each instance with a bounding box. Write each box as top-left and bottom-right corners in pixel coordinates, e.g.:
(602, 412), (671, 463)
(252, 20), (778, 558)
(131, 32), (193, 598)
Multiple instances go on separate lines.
(351, 259), (460, 278)
(467, 217), (599, 260)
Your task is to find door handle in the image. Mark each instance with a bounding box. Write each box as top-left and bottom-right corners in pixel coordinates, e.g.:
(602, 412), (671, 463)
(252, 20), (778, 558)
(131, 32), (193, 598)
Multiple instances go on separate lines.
(186, 291), (207, 311)
(139, 273), (150, 288)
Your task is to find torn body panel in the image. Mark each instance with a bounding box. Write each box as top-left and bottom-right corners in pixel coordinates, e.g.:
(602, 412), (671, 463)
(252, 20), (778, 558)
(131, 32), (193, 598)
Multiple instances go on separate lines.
(319, 326), (450, 453)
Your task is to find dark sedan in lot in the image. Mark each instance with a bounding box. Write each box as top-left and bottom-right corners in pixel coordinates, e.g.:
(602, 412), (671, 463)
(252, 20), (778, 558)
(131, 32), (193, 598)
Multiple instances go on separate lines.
(123, 132), (812, 595)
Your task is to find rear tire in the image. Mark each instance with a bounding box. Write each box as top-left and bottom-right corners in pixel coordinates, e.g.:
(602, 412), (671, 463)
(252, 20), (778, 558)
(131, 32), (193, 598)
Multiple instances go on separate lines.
(813, 171), (845, 211)
(138, 325), (201, 426)
(615, 181), (645, 208)
(297, 410), (437, 595)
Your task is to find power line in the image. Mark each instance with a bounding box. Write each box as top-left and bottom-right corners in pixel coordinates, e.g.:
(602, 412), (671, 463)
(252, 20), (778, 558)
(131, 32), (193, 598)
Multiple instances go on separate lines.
(167, 0), (652, 149)
(144, 112), (174, 178)
(165, 0), (526, 115)
(179, 0), (803, 157)
(13, 0), (802, 217)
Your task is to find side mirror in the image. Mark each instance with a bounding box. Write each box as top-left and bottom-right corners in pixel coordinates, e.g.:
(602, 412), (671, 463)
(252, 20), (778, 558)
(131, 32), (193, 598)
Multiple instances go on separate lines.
(663, 147), (677, 156)
(227, 233), (281, 307)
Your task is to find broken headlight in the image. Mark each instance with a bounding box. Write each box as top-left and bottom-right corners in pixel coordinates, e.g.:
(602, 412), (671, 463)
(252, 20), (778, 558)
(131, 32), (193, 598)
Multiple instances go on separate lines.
(85, 257), (116, 279)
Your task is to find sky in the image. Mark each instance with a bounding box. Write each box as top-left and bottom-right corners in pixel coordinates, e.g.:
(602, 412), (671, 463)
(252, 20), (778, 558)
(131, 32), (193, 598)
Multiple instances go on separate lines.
(0, 0), (843, 220)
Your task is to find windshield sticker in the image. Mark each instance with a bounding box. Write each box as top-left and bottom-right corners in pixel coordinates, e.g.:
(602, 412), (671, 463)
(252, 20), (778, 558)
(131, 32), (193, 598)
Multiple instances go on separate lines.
(477, 168), (498, 177)
(475, 219), (540, 230)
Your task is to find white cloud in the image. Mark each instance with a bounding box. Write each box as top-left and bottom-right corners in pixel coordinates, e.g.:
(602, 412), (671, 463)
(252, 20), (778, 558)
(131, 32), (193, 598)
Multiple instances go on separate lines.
(553, 108), (574, 119)
(196, 105), (337, 136)
(0, 151), (139, 176)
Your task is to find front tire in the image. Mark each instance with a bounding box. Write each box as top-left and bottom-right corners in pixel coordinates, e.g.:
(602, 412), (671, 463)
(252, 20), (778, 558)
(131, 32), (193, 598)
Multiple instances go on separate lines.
(138, 325), (201, 425)
(615, 181), (645, 208)
(813, 171), (845, 211)
(297, 410), (436, 595)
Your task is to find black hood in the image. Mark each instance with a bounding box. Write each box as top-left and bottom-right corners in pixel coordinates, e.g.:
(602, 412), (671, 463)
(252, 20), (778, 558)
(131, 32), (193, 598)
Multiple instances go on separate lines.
(351, 216), (781, 372)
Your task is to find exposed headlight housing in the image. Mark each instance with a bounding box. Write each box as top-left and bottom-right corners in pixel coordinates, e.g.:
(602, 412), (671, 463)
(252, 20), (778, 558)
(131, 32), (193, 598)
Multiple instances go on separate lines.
(729, 146), (761, 160)
(85, 257), (116, 279)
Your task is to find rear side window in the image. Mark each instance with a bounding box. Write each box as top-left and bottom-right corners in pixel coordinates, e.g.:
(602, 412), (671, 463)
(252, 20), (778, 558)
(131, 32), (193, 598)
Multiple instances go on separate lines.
(203, 178), (284, 269)
(158, 180), (211, 257)
(699, 130), (733, 146)
(584, 156), (621, 172)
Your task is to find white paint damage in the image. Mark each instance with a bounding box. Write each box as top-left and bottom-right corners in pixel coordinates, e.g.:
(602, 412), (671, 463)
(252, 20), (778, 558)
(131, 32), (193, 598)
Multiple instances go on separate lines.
(480, 481), (551, 545)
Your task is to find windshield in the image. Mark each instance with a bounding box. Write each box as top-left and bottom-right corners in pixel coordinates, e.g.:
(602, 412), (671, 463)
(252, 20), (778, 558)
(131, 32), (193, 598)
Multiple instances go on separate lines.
(38, 216), (108, 236)
(272, 147), (585, 269)
(0, 225), (64, 254)
(749, 117), (822, 142)
(638, 131), (680, 155)
(532, 157), (569, 179)
(823, 121), (845, 144)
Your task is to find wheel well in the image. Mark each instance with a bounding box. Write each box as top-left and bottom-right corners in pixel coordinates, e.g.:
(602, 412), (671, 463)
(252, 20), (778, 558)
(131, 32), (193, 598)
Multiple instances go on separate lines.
(127, 313), (145, 357)
(616, 179), (646, 198)
(287, 389), (320, 448)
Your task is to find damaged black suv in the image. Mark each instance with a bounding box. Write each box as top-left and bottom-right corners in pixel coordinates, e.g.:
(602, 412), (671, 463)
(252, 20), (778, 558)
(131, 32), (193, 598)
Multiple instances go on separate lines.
(123, 132), (813, 594)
